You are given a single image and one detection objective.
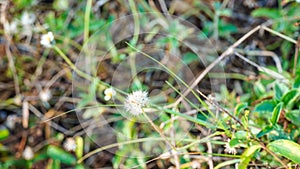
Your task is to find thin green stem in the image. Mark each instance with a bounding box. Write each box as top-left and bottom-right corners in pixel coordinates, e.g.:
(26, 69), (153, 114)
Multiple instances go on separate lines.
(153, 104), (214, 128)
(165, 81), (211, 121)
(128, 0), (140, 46)
(142, 109), (176, 150)
(42, 104), (123, 123)
(53, 45), (127, 95)
(84, 0), (93, 43)
(77, 134), (220, 163)
(54, 46), (92, 81)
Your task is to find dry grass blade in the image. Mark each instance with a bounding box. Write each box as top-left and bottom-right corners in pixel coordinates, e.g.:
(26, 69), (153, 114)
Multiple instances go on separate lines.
(175, 25), (261, 106)
(196, 90), (244, 127)
(234, 52), (288, 82)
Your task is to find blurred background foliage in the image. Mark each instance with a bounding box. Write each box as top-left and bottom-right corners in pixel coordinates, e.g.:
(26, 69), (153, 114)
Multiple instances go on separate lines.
(0, 0), (300, 168)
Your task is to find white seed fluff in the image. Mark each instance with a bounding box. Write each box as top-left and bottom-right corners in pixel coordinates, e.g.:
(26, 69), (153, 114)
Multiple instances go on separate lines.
(63, 137), (77, 152)
(124, 90), (149, 116)
(39, 89), (52, 102)
(22, 146), (34, 160)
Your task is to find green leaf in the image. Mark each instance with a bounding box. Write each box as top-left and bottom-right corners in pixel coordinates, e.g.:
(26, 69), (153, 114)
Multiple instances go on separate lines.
(183, 52), (198, 65)
(75, 136), (83, 159)
(271, 102), (283, 125)
(235, 130), (248, 140)
(218, 19), (237, 37)
(229, 138), (240, 147)
(281, 89), (300, 108)
(74, 164), (85, 169)
(286, 110), (300, 127)
(274, 83), (289, 100)
(51, 159), (60, 169)
(293, 75), (300, 88)
(161, 108), (214, 128)
(254, 100), (276, 114)
(0, 127), (9, 140)
(251, 8), (281, 19)
(268, 139), (300, 163)
(46, 145), (76, 165)
(256, 125), (274, 138)
(238, 145), (261, 169)
(234, 103), (248, 116)
(253, 81), (266, 97)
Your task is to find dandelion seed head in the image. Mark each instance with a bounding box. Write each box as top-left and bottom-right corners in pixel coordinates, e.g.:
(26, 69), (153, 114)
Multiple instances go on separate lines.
(63, 138), (76, 152)
(124, 90), (149, 116)
(22, 146), (34, 160)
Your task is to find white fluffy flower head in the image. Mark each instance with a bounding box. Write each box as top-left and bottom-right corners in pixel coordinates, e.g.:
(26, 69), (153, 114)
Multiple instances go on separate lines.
(63, 137), (76, 152)
(124, 90), (149, 116)
(22, 146), (34, 160)
(104, 88), (116, 101)
(39, 89), (52, 102)
(40, 32), (54, 48)
(224, 139), (237, 155)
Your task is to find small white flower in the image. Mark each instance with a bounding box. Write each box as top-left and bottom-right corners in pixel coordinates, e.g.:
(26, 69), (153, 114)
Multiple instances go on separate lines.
(4, 20), (18, 34)
(63, 138), (77, 152)
(124, 90), (149, 116)
(191, 160), (200, 169)
(39, 89), (52, 102)
(40, 32), (54, 48)
(104, 88), (116, 101)
(224, 139), (237, 155)
(21, 11), (36, 26)
(5, 115), (19, 129)
(22, 146), (34, 160)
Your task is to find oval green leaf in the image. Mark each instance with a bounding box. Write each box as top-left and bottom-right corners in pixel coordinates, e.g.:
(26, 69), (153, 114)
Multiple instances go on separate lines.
(254, 100), (276, 114)
(281, 89), (299, 108)
(47, 145), (76, 165)
(234, 103), (248, 116)
(238, 145), (261, 169)
(251, 8), (281, 19)
(268, 139), (300, 163)
(271, 102), (283, 125)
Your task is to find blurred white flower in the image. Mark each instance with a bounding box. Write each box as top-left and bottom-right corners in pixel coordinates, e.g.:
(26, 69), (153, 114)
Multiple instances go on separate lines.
(224, 139), (237, 155)
(22, 146), (34, 160)
(63, 137), (76, 152)
(124, 90), (149, 116)
(297, 0), (300, 3)
(21, 11), (36, 26)
(191, 160), (200, 169)
(4, 20), (18, 34)
(104, 87), (116, 101)
(39, 89), (52, 102)
(5, 115), (19, 129)
(40, 32), (54, 48)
